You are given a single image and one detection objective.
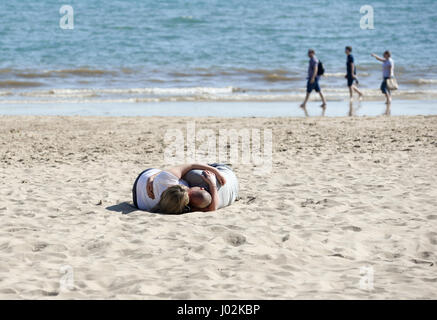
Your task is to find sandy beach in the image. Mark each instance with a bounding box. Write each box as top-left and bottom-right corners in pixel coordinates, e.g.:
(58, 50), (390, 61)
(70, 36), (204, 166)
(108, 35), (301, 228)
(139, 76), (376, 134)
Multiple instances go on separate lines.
(0, 114), (436, 299)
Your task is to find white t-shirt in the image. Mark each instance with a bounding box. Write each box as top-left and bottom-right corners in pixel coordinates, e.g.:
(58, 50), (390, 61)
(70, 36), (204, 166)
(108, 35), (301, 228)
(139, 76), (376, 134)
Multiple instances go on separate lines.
(183, 164), (239, 209)
(136, 170), (189, 211)
(383, 58), (394, 78)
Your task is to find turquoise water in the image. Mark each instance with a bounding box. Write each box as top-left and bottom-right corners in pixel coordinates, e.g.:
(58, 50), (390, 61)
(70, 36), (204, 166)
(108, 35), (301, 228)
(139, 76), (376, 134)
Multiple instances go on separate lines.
(1, 0), (437, 104)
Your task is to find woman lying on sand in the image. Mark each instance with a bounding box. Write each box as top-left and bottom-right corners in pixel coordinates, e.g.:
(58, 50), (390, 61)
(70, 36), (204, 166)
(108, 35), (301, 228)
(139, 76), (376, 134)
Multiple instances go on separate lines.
(132, 163), (227, 214)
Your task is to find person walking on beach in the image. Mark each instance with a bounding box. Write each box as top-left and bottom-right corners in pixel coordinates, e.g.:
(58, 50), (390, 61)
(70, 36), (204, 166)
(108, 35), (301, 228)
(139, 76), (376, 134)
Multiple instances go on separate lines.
(371, 50), (394, 105)
(345, 46), (363, 100)
(300, 49), (327, 116)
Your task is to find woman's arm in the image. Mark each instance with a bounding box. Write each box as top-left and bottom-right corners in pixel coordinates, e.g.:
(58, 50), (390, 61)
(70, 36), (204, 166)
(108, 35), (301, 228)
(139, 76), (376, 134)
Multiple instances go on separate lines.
(371, 53), (385, 62)
(167, 163), (226, 185)
(146, 172), (160, 199)
(192, 171), (219, 212)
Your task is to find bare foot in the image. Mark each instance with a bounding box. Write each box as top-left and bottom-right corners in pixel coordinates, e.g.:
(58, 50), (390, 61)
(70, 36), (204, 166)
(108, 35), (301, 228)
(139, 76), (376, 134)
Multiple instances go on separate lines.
(300, 104), (309, 117)
(320, 103), (326, 116)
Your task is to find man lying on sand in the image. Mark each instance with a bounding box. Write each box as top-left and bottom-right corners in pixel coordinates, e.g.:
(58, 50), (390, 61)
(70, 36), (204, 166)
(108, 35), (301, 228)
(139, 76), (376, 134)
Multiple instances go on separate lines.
(183, 163), (239, 210)
(132, 163), (238, 214)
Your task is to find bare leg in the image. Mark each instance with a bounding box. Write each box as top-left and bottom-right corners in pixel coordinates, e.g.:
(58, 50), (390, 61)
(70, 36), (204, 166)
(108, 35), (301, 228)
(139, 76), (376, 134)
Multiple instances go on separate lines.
(319, 91), (327, 116)
(384, 101), (391, 115)
(348, 86), (353, 100)
(385, 92), (392, 104)
(348, 100), (354, 116)
(300, 93), (310, 117)
(352, 85), (363, 99)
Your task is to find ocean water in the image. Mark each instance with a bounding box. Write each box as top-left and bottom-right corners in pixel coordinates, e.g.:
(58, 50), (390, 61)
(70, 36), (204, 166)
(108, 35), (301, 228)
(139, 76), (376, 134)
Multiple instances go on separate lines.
(1, 0), (437, 105)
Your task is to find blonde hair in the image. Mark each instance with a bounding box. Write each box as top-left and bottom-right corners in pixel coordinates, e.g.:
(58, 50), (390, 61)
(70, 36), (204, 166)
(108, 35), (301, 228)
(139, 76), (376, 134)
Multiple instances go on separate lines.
(152, 185), (189, 214)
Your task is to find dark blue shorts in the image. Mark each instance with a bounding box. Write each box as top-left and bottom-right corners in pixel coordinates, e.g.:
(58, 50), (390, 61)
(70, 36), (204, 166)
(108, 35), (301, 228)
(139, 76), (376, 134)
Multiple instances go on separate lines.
(132, 168), (154, 209)
(380, 77), (390, 94)
(306, 78), (320, 93)
(347, 75), (354, 87)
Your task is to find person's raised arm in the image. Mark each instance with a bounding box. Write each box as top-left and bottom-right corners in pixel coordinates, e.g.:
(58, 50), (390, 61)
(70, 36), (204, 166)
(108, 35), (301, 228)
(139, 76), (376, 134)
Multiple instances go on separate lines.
(167, 163), (226, 185)
(371, 53), (385, 62)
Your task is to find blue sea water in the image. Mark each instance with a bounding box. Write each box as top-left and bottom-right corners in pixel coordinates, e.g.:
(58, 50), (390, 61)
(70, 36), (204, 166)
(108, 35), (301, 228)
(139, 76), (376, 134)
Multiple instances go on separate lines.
(0, 0), (437, 105)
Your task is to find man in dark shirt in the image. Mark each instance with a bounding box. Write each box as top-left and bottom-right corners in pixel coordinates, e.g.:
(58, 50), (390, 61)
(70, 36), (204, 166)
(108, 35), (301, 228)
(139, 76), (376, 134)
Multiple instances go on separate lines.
(300, 49), (327, 116)
(345, 46), (363, 100)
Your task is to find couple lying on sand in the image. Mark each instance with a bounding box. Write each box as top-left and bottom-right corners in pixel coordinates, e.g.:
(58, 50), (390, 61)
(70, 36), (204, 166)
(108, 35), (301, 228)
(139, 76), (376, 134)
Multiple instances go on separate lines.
(132, 163), (239, 214)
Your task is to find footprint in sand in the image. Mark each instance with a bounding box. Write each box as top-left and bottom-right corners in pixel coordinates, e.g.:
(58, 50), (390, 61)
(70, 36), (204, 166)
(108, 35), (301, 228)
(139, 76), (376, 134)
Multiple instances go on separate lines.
(342, 226), (362, 232)
(300, 198), (330, 209)
(32, 242), (48, 252)
(426, 232), (437, 245)
(245, 196), (256, 204)
(225, 232), (246, 247)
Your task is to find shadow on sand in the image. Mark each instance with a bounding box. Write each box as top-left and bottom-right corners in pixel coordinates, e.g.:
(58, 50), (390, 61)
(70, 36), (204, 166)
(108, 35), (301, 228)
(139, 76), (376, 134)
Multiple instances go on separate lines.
(106, 202), (188, 215)
(106, 202), (138, 215)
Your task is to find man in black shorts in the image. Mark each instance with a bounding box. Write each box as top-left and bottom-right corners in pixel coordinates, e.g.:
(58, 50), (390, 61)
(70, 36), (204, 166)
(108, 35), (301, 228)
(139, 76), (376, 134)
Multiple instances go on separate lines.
(345, 46), (363, 100)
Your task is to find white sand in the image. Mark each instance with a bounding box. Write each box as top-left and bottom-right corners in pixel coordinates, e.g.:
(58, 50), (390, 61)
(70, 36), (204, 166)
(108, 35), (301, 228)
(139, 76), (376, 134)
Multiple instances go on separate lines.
(0, 115), (436, 299)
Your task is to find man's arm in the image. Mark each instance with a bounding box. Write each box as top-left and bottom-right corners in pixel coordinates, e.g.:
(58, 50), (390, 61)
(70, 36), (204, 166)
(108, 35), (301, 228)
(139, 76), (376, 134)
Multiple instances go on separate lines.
(167, 164), (226, 185)
(311, 64), (318, 83)
(191, 187), (219, 212)
(203, 183), (219, 212)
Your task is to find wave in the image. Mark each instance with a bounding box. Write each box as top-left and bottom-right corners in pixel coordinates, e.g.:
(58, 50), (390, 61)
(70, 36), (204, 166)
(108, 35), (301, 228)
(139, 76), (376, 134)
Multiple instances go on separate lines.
(0, 80), (44, 88)
(164, 68), (369, 80)
(2, 87), (437, 104)
(263, 74), (300, 82)
(231, 68), (290, 76)
(0, 68), (13, 74)
(1, 67), (300, 84)
(14, 72), (53, 79)
(324, 72), (370, 78)
(169, 71), (216, 78)
(324, 73), (346, 77)
(0, 68), (119, 79)
(52, 68), (117, 77)
(18, 86), (234, 97)
(401, 79), (437, 85)
(168, 16), (206, 24)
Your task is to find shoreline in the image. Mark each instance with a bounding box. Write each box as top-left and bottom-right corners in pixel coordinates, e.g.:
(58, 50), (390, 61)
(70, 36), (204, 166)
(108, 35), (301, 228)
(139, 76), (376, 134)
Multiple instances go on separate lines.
(0, 99), (436, 118)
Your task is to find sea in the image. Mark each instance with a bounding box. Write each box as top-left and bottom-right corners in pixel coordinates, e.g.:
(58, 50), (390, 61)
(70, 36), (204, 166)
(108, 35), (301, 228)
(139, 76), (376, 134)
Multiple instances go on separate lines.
(1, 0), (437, 115)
